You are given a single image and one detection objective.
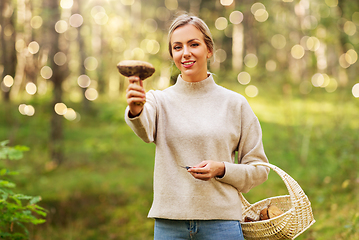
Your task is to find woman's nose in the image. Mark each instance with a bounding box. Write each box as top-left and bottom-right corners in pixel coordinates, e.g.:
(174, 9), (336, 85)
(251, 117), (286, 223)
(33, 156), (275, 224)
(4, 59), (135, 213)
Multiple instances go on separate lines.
(183, 46), (191, 58)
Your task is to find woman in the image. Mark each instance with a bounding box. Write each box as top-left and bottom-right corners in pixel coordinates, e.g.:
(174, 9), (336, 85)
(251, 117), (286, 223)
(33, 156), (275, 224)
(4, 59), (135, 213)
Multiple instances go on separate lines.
(125, 14), (269, 240)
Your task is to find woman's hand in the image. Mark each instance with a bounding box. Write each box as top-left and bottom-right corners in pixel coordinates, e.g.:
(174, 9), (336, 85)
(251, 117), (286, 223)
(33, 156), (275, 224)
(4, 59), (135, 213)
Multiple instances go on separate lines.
(188, 160), (225, 181)
(126, 76), (146, 117)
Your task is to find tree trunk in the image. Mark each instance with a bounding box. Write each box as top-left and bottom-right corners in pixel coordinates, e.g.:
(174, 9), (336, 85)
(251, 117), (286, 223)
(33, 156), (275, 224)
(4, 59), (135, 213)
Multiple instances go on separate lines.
(0, 0), (16, 102)
(43, 0), (68, 165)
(73, 0), (90, 112)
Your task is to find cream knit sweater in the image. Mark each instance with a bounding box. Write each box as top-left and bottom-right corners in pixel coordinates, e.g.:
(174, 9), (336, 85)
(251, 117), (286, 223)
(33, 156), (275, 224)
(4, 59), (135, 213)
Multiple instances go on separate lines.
(125, 73), (269, 220)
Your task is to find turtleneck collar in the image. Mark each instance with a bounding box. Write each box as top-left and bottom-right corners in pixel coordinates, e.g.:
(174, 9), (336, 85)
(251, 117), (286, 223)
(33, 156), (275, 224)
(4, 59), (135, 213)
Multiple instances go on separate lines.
(172, 73), (217, 96)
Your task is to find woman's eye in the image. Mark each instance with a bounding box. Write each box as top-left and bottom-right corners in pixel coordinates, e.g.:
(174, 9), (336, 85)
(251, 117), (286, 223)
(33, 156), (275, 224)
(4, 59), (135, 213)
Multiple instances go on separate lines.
(191, 43), (199, 47)
(173, 46), (181, 50)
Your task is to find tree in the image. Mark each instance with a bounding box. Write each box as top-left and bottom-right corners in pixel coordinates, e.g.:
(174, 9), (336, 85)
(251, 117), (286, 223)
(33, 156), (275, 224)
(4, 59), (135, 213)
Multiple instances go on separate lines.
(0, 0), (17, 102)
(42, 0), (69, 165)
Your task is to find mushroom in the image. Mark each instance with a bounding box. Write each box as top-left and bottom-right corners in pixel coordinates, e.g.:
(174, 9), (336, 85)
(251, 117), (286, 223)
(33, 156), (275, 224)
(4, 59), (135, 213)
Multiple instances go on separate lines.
(117, 60), (155, 106)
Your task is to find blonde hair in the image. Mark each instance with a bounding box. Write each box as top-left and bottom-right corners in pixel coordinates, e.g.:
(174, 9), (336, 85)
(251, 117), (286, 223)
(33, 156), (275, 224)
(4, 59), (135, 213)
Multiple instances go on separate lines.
(168, 14), (214, 58)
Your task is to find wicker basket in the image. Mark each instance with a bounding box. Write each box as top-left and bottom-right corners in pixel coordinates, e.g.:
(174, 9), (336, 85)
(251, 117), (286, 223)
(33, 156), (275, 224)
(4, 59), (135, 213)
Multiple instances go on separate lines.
(240, 162), (315, 240)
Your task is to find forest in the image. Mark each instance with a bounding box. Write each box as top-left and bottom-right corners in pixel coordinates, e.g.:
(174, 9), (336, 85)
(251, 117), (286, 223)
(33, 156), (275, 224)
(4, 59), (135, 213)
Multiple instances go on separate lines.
(1, 0), (359, 239)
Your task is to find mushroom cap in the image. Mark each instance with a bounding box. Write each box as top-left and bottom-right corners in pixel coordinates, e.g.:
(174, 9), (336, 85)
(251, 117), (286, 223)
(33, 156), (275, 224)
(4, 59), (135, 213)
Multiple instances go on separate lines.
(117, 60), (155, 80)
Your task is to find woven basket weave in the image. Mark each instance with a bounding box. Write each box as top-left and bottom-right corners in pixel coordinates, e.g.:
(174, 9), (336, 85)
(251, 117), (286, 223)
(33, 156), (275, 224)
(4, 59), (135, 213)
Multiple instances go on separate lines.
(240, 162), (315, 240)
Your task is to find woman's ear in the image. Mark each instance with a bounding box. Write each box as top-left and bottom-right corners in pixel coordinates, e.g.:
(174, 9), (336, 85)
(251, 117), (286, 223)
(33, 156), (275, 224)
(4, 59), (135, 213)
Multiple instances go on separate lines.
(207, 51), (213, 59)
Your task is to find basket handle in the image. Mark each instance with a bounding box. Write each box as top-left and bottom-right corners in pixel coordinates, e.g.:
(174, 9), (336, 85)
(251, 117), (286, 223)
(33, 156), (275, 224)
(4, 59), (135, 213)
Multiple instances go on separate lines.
(239, 191), (251, 212)
(249, 162), (308, 205)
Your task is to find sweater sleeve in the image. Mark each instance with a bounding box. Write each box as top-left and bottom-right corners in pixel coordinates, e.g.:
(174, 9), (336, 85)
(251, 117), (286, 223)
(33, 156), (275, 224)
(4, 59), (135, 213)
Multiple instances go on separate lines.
(216, 106), (269, 193)
(124, 91), (157, 143)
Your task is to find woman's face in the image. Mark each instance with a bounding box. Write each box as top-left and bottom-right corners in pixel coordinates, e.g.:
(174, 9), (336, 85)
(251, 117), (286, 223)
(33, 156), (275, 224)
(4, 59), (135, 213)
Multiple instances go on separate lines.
(170, 24), (212, 82)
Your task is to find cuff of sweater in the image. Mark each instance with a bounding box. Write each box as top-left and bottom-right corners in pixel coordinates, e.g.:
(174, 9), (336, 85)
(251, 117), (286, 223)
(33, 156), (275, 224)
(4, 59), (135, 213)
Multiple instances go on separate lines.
(125, 107), (145, 128)
(215, 162), (252, 193)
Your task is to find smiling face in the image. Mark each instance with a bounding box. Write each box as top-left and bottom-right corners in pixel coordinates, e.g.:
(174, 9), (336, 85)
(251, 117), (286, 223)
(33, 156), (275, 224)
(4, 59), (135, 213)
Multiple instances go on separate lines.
(170, 24), (213, 82)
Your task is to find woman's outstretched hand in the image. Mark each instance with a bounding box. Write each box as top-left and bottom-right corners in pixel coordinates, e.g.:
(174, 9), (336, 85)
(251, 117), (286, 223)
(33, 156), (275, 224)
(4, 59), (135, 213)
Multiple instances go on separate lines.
(188, 161), (225, 181)
(126, 76), (146, 117)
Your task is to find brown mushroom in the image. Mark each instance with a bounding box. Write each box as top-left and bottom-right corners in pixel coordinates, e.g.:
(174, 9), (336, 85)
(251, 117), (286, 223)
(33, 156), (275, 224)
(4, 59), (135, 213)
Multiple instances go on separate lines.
(117, 60), (155, 80)
(117, 60), (155, 106)
(259, 205), (283, 221)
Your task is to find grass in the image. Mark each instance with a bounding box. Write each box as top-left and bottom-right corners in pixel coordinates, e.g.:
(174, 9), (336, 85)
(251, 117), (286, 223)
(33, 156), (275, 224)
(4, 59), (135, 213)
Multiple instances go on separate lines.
(0, 82), (358, 239)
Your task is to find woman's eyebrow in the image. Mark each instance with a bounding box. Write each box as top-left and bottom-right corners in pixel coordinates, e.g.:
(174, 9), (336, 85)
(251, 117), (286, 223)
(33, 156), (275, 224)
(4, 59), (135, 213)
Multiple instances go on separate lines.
(172, 38), (200, 45)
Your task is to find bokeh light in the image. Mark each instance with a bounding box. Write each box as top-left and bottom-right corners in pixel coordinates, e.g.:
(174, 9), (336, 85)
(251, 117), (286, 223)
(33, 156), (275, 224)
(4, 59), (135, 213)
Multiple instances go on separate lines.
(54, 103), (67, 115)
(271, 34), (286, 49)
(24, 105), (35, 116)
(54, 52), (67, 66)
(220, 0), (234, 7)
(84, 57), (98, 71)
(229, 11), (244, 24)
(311, 73), (325, 87)
(352, 83), (359, 98)
(94, 12), (108, 25)
(31, 16), (43, 29)
(69, 14), (83, 28)
(291, 45), (305, 59)
(64, 108), (77, 121)
(26, 82), (37, 95)
(55, 20), (68, 33)
(254, 9), (269, 22)
(237, 72), (251, 85)
(345, 49), (358, 64)
(3, 75), (14, 87)
(245, 85), (258, 98)
(214, 49), (227, 63)
(215, 17), (228, 30)
(85, 88), (98, 101)
(77, 75), (91, 88)
(244, 53), (258, 68)
(91, 6), (105, 18)
(60, 0), (73, 9)
(141, 39), (160, 55)
(131, 48), (145, 60)
(41, 66), (53, 79)
(344, 21), (356, 36)
(15, 39), (25, 53)
(165, 0), (178, 10)
(28, 41), (40, 54)
(306, 37), (320, 51)
(19, 104), (35, 116)
(251, 2), (266, 15)
(321, 74), (331, 88)
(18, 104), (27, 115)
(339, 53), (350, 68)
(325, 78), (338, 93)
(266, 60), (277, 71)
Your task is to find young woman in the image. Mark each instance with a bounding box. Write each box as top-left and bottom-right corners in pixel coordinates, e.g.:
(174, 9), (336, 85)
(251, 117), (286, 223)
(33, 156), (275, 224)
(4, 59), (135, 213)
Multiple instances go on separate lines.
(125, 14), (269, 240)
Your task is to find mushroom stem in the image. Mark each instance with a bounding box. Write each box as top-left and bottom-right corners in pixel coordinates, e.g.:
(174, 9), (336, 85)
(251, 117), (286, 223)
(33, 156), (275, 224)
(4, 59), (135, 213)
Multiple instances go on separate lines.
(116, 60), (155, 106)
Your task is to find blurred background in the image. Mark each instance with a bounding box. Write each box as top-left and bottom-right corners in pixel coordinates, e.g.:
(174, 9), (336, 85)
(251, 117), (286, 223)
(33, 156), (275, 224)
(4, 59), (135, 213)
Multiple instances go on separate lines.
(0, 0), (358, 239)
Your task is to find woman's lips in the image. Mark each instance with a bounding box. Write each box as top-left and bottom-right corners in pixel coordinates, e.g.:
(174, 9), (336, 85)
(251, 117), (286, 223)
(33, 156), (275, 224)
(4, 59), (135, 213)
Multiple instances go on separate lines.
(182, 61), (195, 68)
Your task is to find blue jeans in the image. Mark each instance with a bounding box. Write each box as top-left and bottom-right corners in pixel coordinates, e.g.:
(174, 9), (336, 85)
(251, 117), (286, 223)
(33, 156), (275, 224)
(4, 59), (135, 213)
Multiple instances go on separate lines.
(154, 219), (245, 240)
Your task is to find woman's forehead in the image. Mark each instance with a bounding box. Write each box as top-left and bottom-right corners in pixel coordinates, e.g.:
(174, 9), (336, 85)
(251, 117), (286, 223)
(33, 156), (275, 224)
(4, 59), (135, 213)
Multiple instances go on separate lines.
(171, 24), (204, 43)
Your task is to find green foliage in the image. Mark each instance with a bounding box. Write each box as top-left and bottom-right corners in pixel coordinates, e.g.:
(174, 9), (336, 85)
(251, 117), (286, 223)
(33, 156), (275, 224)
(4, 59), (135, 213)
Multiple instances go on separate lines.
(0, 141), (47, 240)
(0, 94), (357, 240)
